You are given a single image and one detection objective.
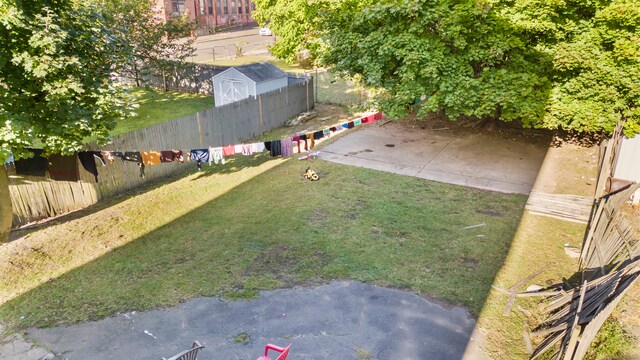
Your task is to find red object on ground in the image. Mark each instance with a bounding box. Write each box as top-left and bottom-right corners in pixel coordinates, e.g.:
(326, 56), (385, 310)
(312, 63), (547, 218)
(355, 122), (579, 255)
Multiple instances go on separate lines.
(256, 343), (292, 360)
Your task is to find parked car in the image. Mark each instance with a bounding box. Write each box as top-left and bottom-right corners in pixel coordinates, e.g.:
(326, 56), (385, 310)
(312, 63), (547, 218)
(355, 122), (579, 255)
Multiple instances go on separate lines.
(259, 27), (272, 36)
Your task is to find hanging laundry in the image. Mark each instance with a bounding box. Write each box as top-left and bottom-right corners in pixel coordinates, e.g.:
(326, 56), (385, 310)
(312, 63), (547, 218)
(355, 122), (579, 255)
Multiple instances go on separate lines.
(141, 151), (162, 166)
(348, 121), (355, 129)
(270, 139), (282, 157)
(190, 149), (210, 171)
(374, 112), (382, 120)
(241, 144), (252, 156)
(47, 154), (79, 181)
(160, 150), (184, 163)
(342, 123), (349, 129)
(222, 145), (235, 157)
(306, 133), (315, 150)
(234, 144), (243, 154)
(354, 119), (362, 126)
(123, 151), (142, 163)
(281, 137), (294, 157)
(323, 129), (331, 137)
(123, 151), (145, 177)
(78, 151), (105, 182)
(313, 130), (324, 140)
(264, 141), (272, 152)
(292, 135), (304, 153)
(251, 142), (266, 153)
(14, 149), (47, 176)
(209, 147), (225, 164)
(101, 151), (124, 164)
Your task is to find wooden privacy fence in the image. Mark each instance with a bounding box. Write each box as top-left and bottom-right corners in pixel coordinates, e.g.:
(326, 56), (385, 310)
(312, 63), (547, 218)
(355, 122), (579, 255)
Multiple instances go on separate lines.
(529, 258), (640, 359)
(8, 80), (314, 227)
(526, 121), (640, 359)
(580, 183), (640, 280)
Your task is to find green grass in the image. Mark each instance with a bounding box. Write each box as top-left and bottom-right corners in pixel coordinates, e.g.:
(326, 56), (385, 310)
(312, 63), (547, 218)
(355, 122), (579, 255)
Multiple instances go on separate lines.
(585, 317), (636, 360)
(477, 213), (585, 359)
(0, 150), (526, 329)
(113, 88), (214, 136)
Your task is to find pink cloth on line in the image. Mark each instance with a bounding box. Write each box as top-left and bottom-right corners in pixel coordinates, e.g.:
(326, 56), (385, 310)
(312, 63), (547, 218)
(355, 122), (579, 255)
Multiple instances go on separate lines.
(222, 145), (235, 156)
(281, 137), (294, 157)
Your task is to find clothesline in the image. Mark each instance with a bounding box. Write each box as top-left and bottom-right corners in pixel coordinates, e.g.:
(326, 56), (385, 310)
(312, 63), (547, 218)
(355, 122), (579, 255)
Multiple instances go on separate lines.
(10, 112), (382, 183)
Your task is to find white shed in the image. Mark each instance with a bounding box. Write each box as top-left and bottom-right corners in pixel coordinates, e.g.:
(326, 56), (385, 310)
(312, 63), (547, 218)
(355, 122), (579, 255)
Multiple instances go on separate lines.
(212, 62), (288, 107)
(614, 135), (640, 204)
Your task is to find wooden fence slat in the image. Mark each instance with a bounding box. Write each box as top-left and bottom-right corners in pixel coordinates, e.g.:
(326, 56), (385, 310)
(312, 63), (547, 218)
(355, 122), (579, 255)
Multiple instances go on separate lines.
(9, 82), (313, 226)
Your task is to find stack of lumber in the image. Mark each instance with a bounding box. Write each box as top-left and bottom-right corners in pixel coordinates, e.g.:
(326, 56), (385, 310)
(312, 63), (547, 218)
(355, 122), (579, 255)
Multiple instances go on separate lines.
(529, 258), (640, 359)
(526, 192), (593, 224)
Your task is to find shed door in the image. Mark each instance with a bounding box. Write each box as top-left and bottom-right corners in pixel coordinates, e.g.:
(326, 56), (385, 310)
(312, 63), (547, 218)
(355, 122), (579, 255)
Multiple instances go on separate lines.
(220, 78), (248, 105)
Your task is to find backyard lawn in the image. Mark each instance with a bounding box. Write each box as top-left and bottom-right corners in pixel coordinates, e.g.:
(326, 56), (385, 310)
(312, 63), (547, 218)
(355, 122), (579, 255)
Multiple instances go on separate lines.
(0, 116), (527, 329)
(112, 88), (214, 136)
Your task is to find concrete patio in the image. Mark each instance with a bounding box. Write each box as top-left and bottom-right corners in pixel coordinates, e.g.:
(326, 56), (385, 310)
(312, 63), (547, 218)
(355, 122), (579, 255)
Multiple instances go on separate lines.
(319, 123), (549, 194)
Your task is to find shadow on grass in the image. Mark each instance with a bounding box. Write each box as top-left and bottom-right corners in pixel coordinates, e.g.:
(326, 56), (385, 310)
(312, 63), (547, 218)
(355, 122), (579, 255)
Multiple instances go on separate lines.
(9, 153), (276, 243)
(190, 152), (274, 179)
(0, 143), (548, 358)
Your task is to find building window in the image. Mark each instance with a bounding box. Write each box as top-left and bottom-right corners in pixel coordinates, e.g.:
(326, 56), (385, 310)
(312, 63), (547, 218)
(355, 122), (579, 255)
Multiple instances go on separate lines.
(223, 0), (228, 14)
(245, 0), (250, 14)
(208, 0), (213, 14)
(216, 0), (221, 16)
(171, 0), (186, 15)
(199, 0), (205, 15)
(238, 2), (242, 14)
(231, 0), (236, 15)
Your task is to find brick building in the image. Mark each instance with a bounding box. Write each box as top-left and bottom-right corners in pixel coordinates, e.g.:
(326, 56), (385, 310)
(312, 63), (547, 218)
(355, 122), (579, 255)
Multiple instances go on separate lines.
(155, 0), (256, 30)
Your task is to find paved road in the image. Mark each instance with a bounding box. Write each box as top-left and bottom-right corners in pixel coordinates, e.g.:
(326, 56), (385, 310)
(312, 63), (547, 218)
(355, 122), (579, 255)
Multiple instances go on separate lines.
(24, 281), (482, 360)
(189, 27), (274, 63)
(320, 123), (549, 194)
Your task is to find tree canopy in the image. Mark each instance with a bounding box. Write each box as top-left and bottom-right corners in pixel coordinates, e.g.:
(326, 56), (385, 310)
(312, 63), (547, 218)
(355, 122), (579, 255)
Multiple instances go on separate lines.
(254, 0), (640, 135)
(0, 0), (135, 162)
(87, 0), (196, 88)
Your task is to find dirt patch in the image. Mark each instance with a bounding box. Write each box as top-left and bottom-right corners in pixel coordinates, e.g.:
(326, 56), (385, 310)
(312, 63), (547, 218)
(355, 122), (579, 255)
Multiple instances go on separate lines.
(244, 245), (331, 287)
(476, 208), (504, 217)
(532, 140), (598, 196)
(244, 245), (301, 286)
(306, 208), (328, 225)
(459, 256), (480, 271)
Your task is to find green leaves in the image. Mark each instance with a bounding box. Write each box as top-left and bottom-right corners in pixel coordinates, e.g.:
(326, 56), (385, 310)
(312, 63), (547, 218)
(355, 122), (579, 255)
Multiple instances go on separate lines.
(257, 0), (640, 135)
(0, 1), (135, 162)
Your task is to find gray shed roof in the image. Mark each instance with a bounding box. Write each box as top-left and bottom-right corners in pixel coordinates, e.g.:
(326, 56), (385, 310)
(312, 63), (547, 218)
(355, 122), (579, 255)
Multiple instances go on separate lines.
(232, 62), (287, 83)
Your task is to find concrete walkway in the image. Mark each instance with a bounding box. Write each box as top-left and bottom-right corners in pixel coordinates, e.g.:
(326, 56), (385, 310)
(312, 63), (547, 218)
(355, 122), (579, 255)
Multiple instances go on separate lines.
(24, 281), (480, 360)
(320, 124), (548, 194)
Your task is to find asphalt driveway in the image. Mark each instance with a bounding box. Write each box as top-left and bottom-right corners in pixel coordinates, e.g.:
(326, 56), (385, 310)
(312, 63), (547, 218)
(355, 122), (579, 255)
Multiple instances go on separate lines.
(24, 281), (481, 360)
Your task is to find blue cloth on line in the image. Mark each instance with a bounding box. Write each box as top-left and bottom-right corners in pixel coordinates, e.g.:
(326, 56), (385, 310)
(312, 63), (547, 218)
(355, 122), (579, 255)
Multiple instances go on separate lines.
(190, 149), (210, 171)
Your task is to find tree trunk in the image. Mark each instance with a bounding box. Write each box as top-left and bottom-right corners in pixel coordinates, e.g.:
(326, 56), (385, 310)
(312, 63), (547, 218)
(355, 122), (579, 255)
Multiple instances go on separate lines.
(162, 69), (168, 92)
(0, 166), (13, 243)
(134, 62), (140, 87)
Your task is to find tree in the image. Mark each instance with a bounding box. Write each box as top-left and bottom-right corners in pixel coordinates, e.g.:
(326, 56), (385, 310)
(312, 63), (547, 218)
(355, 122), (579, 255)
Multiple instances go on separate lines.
(504, 0), (640, 135)
(0, 1), (135, 161)
(0, 0), (135, 241)
(87, 0), (196, 88)
(254, 0), (640, 135)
